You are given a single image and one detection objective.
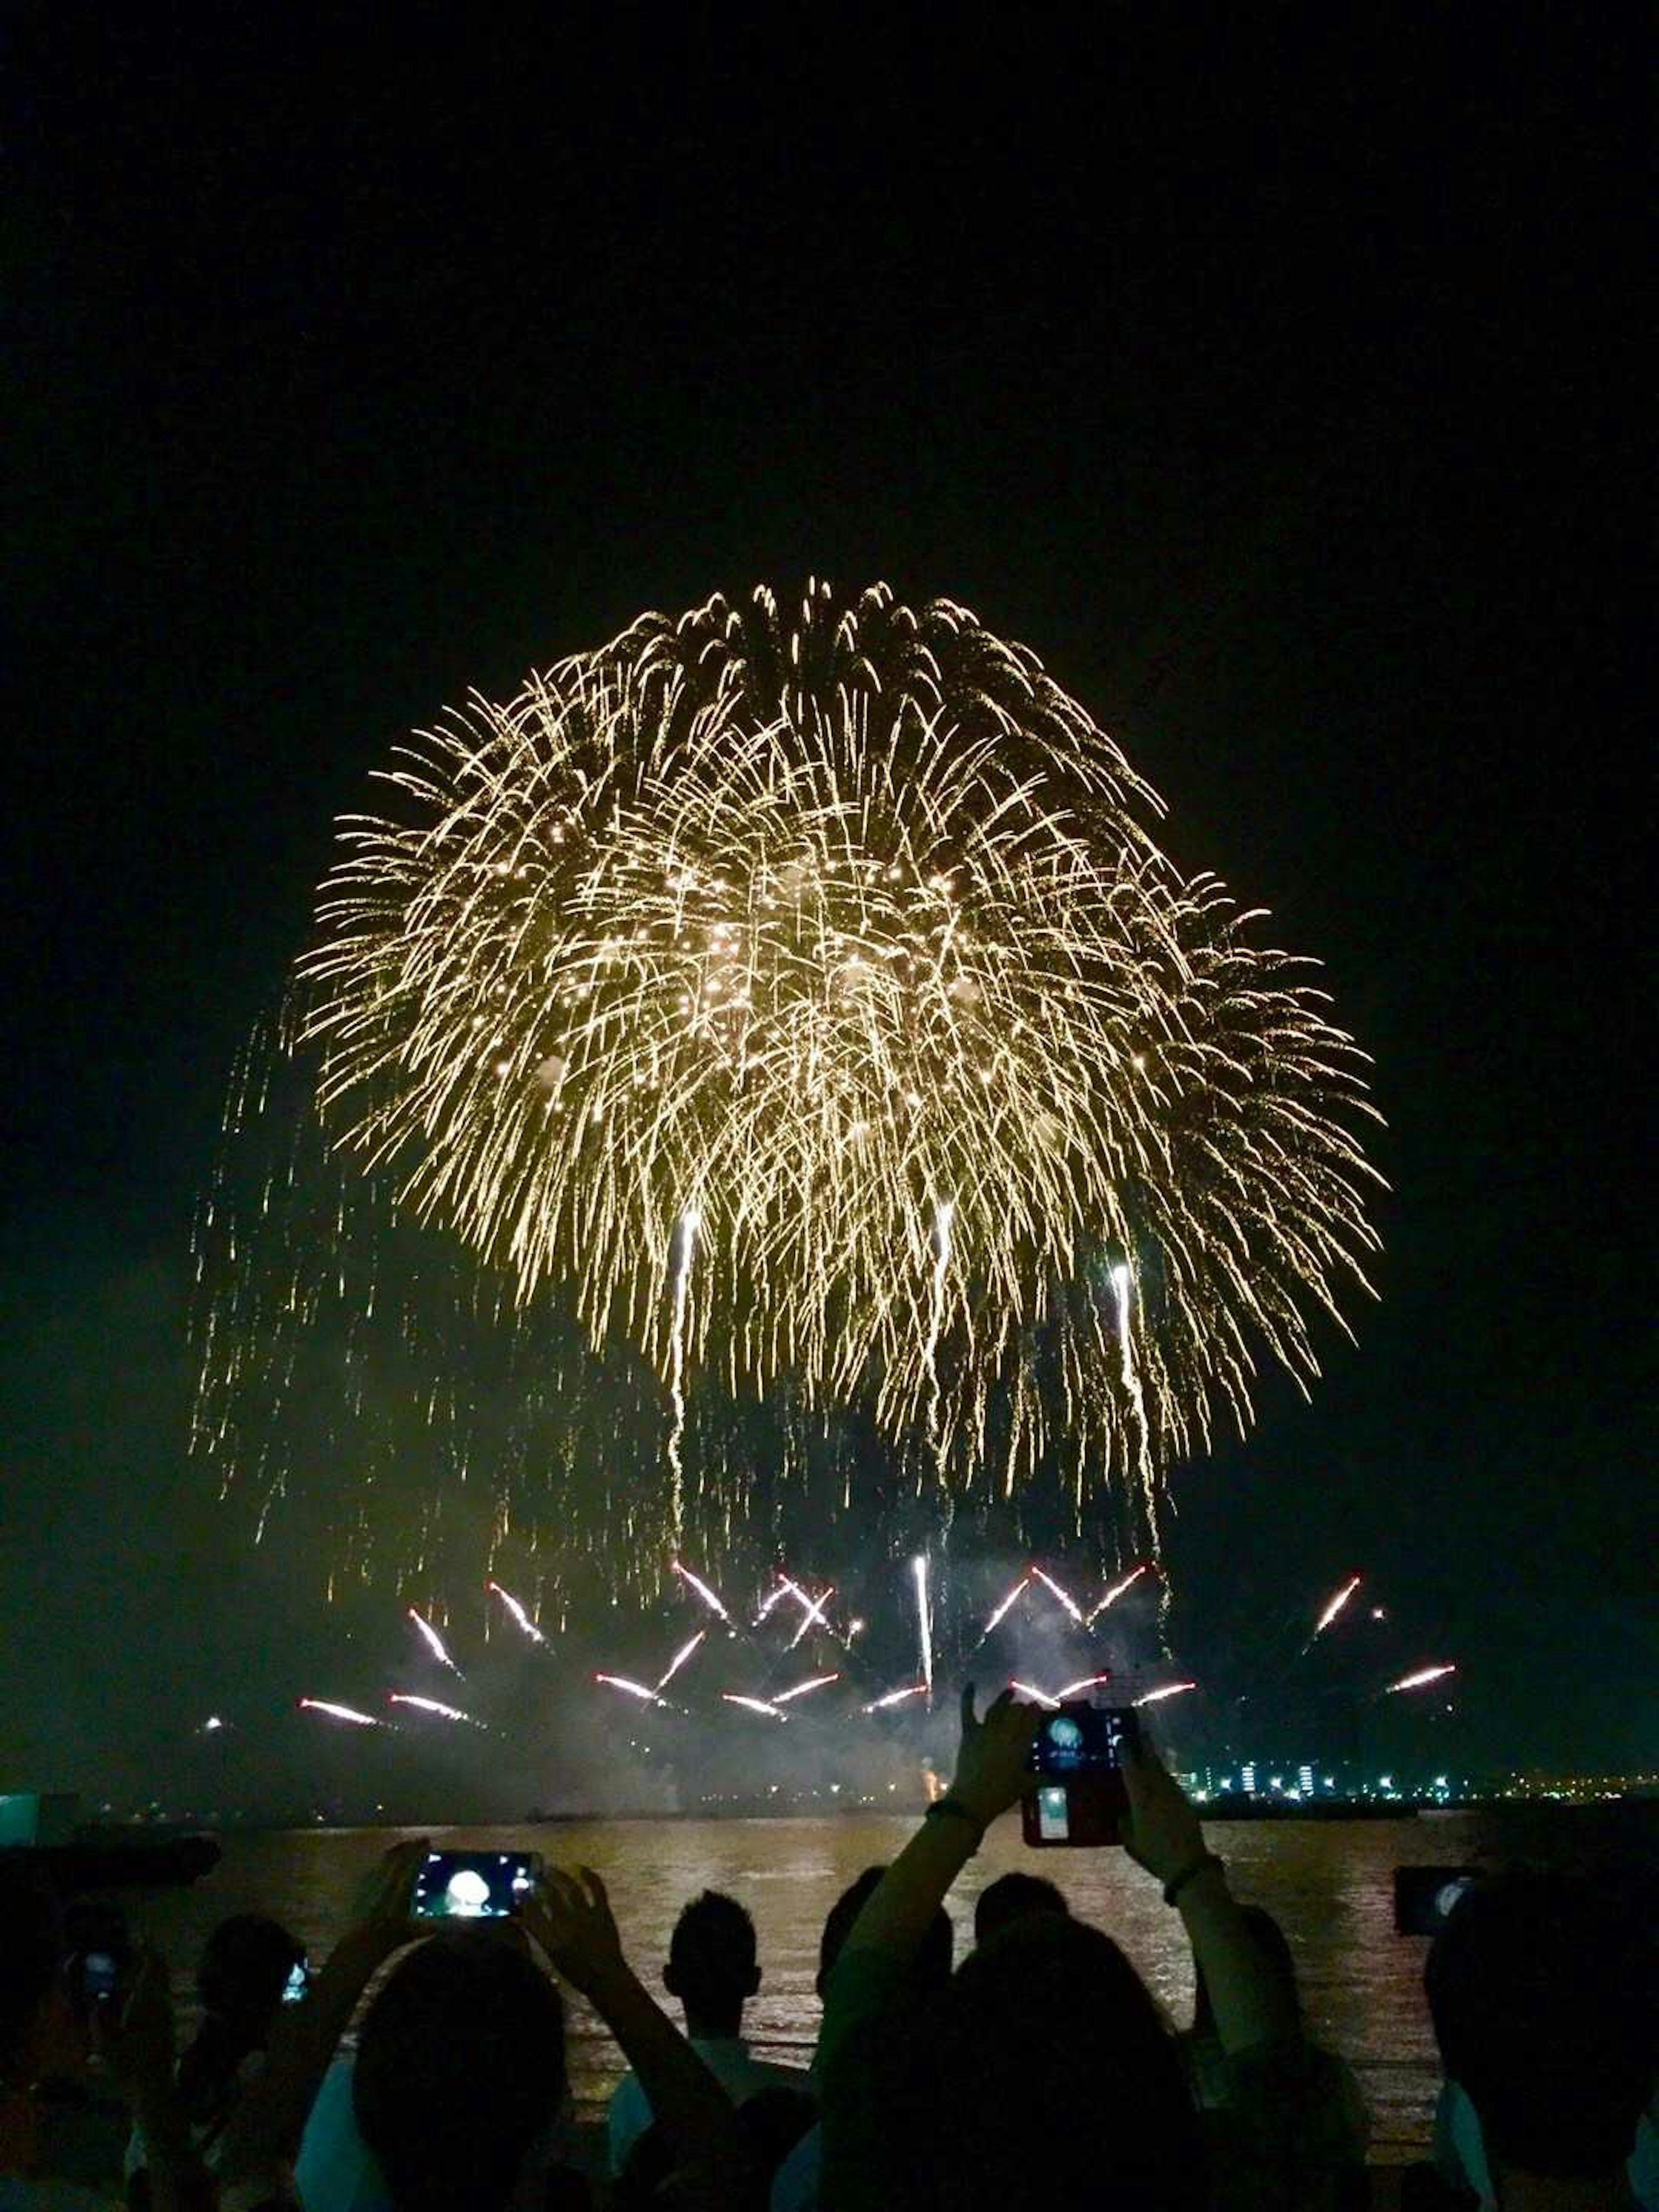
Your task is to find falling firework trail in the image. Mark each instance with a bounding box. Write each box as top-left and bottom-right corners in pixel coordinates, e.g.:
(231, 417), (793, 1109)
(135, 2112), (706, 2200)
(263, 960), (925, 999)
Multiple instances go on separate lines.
(1385, 1664), (1456, 1695)
(666, 1208), (699, 1543)
(408, 1608), (464, 1677)
(1055, 1672), (1114, 1698)
(722, 1693), (787, 1721)
(202, 581), (1383, 1592)
(1134, 1680), (1198, 1706)
(486, 1583), (546, 1645)
(298, 1698), (381, 1727)
(1086, 1564), (1147, 1624)
(654, 1630), (706, 1693)
(922, 1199), (955, 1492)
(671, 1561), (731, 1625)
(912, 1554), (935, 1703)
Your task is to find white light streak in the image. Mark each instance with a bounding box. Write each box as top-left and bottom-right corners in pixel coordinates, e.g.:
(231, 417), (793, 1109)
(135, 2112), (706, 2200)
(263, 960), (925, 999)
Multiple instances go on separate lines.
(298, 1697), (381, 1727)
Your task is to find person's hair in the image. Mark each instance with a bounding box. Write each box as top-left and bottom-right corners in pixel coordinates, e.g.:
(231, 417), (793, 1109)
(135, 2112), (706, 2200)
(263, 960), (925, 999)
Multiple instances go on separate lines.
(973, 1871), (1069, 1947)
(907, 1916), (1206, 2211)
(1425, 1866), (1657, 2182)
(665, 1889), (759, 2031)
(817, 1866), (952, 1997)
(353, 1932), (566, 2212)
(0, 1866), (62, 2079)
(1192, 1903), (1299, 2037)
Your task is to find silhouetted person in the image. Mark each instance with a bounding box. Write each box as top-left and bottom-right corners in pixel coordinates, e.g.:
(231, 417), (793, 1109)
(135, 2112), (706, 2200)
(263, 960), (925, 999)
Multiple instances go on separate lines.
(353, 1930), (582, 2212)
(607, 1889), (798, 2177)
(770, 1867), (953, 2212)
(1425, 1867), (1656, 2211)
(971, 1870), (1068, 1946)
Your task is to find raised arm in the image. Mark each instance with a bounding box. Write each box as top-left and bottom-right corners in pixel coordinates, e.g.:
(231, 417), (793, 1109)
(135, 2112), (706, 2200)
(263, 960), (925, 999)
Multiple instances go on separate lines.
(523, 1865), (750, 2190)
(839, 1685), (1040, 1967)
(218, 1837), (429, 2187)
(1120, 1737), (1297, 2053)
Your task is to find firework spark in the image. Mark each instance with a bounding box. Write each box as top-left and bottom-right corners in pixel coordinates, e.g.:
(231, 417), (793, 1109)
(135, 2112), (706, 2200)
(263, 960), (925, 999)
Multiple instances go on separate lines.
(1385, 1664), (1456, 1695)
(388, 1692), (475, 1723)
(654, 1630), (706, 1692)
(298, 1697), (381, 1727)
(1010, 1679), (1061, 1708)
(979, 1573), (1032, 1641)
(786, 1585), (836, 1651)
(671, 1561), (732, 1625)
(1030, 1566), (1084, 1625)
(1086, 1564), (1148, 1624)
(1311, 1574), (1362, 1640)
(273, 581), (1380, 1578)
(486, 1582), (547, 1645)
(722, 1693), (786, 1721)
(1055, 1672), (1114, 1698)
(595, 1672), (661, 1705)
(1134, 1680), (1198, 1706)
(408, 1607), (464, 1677)
(774, 1673), (840, 1703)
(864, 1684), (927, 1713)
(912, 1554), (935, 1702)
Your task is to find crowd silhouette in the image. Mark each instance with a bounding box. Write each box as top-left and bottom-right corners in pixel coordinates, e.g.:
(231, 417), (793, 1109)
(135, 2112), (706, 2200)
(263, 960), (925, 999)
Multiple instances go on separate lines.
(2, 1689), (1653, 2209)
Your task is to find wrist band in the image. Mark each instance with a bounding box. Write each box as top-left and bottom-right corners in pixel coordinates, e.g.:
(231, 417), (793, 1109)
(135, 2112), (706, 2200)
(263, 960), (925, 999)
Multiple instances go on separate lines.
(925, 1794), (986, 1844)
(1163, 1851), (1223, 1907)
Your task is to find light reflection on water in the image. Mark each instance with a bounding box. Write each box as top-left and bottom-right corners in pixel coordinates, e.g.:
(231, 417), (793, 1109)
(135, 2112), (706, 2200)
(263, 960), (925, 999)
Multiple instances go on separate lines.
(130, 1806), (1651, 2161)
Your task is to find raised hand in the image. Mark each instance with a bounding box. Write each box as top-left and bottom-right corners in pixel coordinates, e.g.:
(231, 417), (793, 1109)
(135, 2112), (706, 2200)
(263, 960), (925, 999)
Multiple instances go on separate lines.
(346, 1835), (429, 1942)
(522, 1865), (627, 1998)
(1120, 1732), (1206, 1885)
(950, 1683), (1042, 1827)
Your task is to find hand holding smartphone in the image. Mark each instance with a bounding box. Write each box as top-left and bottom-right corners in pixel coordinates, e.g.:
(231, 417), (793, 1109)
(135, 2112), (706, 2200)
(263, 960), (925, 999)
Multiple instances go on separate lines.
(1020, 1703), (1139, 1847)
(413, 1848), (542, 1919)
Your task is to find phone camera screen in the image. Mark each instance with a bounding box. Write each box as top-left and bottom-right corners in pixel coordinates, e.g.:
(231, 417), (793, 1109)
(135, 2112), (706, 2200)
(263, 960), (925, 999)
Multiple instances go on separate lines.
(414, 1850), (537, 1919)
(1036, 1786), (1071, 1841)
(1032, 1703), (1129, 1777)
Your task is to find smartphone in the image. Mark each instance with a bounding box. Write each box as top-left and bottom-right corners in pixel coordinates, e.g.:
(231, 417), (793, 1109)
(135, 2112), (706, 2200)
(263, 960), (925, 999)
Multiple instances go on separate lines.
(76, 1948), (126, 2012)
(280, 1958), (311, 2004)
(1393, 1865), (1480, 1936)
(64, 1903), (132, 2019)
(413, 1848), (542, 1919)
(1021, 1703), (1138, 1848)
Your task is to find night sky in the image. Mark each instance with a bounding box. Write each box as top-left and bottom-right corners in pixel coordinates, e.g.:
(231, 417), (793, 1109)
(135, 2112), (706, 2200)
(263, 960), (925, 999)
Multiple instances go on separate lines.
(4, 15), (1650, 1798)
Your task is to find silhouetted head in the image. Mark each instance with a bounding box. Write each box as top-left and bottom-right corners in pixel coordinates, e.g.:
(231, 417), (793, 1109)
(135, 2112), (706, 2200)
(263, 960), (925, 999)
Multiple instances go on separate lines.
(1191, 1903), (1298, 2037)
(198, 1913), (305, 2031)
(177, 1913), (307, 2126)
(1425, 1867), (1656, 2186)
(973, 1871), (1069, 1947)
(910, 1915), (1206, 2211)
(817, 1866), (953, 1999)
(664, 1888), (760, 2037)
(354, 1932), (566, 2212)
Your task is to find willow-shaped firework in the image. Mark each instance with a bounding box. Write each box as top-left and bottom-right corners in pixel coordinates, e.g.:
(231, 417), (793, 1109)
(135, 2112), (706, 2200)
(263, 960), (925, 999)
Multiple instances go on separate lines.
(300, 581), (1382, 1551)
